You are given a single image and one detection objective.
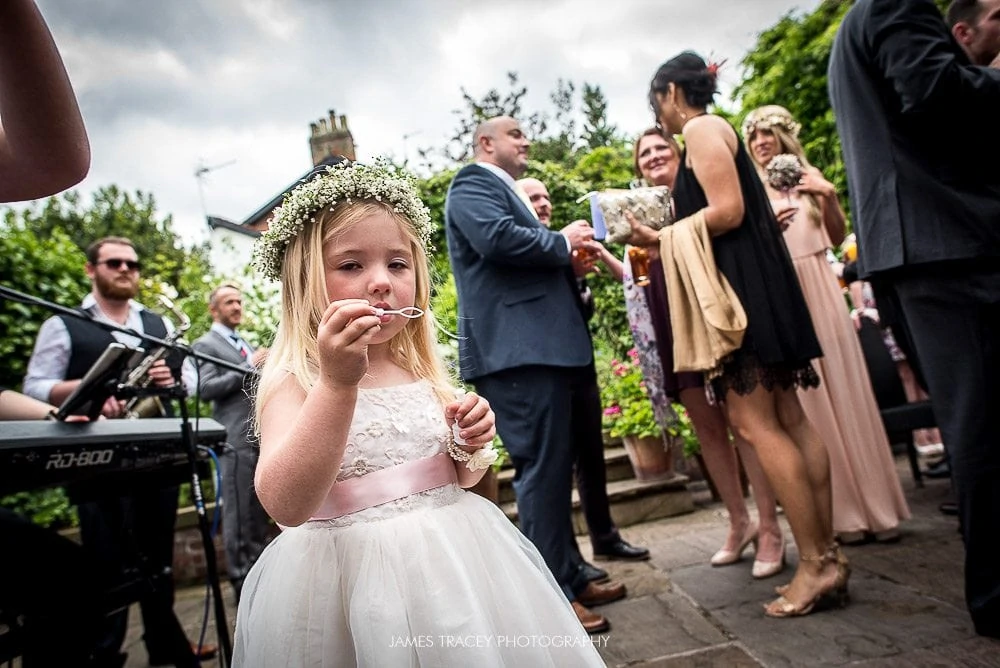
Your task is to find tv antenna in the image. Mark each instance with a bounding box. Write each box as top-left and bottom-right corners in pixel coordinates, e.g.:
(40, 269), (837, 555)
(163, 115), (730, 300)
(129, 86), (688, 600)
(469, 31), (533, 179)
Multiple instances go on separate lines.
(194, 158), (236, 217)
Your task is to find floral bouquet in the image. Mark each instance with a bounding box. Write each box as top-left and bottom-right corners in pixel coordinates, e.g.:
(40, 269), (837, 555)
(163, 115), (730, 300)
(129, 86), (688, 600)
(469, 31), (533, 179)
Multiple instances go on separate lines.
(765, 153), (804, 209)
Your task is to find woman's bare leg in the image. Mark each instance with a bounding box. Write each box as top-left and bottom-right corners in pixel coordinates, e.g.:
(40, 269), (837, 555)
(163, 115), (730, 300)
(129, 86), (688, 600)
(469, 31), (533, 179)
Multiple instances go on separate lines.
(679, 387), (753, 555)
(733, 437), (783, 564)
(725, 384), (838, 609)
(773, 386), (834, 545)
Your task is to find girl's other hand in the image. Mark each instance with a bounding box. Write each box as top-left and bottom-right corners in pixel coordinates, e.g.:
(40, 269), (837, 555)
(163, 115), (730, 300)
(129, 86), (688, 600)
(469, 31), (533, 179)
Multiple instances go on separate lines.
(317, 299), (381, 388)
(444, 391), (496, 447)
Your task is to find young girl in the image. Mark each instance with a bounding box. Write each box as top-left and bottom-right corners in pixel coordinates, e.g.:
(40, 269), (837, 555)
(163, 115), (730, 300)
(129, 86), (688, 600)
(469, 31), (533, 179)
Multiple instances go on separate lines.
(234, 160), (604, 667)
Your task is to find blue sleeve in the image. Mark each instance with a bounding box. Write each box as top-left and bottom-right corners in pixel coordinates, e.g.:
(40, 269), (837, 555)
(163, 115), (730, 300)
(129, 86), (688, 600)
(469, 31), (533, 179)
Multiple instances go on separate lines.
(446, 167), (571, 267)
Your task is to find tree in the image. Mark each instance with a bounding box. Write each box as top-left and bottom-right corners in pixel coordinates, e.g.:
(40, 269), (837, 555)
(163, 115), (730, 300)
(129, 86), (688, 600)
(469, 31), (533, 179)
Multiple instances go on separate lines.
(440, 72), (546, 163)
(580, 84), (620, 149)
(732, 1), (852, 213)
(0, 187), (216, 389)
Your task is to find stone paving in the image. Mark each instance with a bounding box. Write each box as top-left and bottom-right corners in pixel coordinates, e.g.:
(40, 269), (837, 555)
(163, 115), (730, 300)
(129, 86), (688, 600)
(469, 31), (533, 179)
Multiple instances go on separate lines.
(121, 456), (1000, 667)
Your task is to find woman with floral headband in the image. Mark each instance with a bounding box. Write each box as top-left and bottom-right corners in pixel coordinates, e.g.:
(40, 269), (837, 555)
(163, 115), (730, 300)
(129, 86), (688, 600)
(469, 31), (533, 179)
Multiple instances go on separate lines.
(233, 160), (604, 666)
(630, 51), (844, 619)
(743, 105), (910, 545)
(629, 127), (785, 579)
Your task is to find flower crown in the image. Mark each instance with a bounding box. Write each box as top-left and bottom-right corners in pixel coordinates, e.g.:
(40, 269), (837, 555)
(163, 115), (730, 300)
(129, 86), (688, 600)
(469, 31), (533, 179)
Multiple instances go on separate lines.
(741, 111), (802, 139)
(252, 158), (434, 281)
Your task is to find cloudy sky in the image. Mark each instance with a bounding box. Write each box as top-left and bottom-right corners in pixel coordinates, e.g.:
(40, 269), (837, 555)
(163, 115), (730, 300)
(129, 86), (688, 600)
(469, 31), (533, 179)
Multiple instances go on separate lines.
(30, 0), (820, 243)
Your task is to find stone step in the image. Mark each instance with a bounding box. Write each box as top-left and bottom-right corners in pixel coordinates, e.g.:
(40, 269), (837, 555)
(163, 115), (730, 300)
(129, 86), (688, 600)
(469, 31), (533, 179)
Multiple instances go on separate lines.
(499, 474), (694, 534)
(496, 446), (634, 505)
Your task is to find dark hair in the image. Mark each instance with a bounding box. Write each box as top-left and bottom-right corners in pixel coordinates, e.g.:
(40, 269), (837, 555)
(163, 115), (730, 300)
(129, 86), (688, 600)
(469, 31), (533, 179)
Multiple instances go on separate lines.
(649, 51), (718, 110)
(85, 236), (136, 264)
(946, 0), (982, 26)
(632, 127), (681, 178)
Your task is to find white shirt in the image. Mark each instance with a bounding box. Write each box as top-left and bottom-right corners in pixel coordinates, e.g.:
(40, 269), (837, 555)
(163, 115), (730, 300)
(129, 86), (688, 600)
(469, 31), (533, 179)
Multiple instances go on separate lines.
(23, 293), (197, 403)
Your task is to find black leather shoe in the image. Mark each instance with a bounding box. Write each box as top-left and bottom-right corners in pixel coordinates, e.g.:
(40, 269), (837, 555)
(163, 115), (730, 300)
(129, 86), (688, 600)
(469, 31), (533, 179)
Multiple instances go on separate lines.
(580, 561), (610, 583)
(924, 459), (951, 479)
(592, 538), (650, 561)
(939, 501), (959, 516)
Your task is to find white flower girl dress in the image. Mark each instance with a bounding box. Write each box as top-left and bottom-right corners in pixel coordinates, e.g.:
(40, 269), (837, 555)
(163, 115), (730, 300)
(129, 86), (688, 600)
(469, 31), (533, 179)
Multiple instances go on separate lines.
(233, 380), (606, 667)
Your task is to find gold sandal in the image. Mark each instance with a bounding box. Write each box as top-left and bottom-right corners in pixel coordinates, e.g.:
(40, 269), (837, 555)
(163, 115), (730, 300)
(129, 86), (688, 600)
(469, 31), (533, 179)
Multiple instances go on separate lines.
(763, 550), (848, 618)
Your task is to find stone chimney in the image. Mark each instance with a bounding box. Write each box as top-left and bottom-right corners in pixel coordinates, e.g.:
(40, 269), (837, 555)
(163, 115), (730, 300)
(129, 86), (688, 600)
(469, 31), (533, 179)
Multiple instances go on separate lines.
(309, 108), (356, 164)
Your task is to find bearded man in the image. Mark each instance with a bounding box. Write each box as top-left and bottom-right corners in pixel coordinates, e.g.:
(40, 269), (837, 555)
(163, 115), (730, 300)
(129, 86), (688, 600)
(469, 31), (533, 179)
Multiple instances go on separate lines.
(23, 236), (212, 666)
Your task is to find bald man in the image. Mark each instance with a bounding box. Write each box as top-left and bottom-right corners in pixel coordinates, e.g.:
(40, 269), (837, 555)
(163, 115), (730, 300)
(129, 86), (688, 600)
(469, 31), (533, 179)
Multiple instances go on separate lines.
(445, 116), (622, 633)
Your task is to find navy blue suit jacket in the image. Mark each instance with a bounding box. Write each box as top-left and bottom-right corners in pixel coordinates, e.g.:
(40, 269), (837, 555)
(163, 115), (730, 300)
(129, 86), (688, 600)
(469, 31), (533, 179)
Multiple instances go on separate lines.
(444, 163), (593, 382)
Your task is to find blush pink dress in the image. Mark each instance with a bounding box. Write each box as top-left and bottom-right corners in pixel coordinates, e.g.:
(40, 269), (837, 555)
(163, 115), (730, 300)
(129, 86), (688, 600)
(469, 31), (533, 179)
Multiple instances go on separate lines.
(780, 196), (910, 536)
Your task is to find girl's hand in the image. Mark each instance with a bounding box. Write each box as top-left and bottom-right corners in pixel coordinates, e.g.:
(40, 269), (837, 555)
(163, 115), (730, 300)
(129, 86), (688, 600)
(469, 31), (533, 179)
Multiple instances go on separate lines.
(444, 391), (496, 448)
(317, 299), (381, 388)
(794, 166), (835, 199)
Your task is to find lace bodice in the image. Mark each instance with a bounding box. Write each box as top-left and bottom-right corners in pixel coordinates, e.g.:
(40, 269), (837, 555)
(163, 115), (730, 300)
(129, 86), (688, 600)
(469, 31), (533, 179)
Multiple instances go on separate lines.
(305, 379), (464, 528)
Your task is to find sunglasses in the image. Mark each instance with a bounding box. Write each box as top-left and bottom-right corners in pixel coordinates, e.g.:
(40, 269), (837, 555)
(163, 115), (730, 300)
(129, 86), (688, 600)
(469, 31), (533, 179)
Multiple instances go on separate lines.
(97, 258), (142, 271)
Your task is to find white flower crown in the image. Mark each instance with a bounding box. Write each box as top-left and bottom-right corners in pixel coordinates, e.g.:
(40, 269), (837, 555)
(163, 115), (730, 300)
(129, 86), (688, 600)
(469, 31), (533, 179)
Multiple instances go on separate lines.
(252, 158), (434, 281)
(742, 113), (802, 139)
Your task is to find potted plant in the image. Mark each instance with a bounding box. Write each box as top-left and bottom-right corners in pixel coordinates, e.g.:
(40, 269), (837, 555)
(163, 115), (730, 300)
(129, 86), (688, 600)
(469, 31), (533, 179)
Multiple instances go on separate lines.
(600, 349), (676, 483)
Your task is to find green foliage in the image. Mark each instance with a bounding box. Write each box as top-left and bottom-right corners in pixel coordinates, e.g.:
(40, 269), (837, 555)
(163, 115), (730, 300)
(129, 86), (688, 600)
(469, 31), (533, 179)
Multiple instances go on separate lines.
(580, 84), (619, 149)
(415, 168), (458, 287)
(0, 488), (76, 528)
(598, 348), (662, 439)
(0, 220), (90, 388)
(569, 143), (635, 192)
(666, 406), (701, 458)
(732, 1), (852, 218)
(1, 187), (219, 526)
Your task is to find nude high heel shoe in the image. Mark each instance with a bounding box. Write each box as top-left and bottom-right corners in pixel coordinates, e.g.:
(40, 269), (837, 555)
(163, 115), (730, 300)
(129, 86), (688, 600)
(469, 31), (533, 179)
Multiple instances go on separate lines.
(710, 522), (759, 566)
(752, 535), (786, 579)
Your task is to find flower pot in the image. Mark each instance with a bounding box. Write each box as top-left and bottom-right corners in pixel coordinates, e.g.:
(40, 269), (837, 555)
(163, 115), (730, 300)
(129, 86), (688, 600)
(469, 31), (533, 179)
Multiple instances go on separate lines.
(468, 467), (500, 505)
(622, 434), (675, 483)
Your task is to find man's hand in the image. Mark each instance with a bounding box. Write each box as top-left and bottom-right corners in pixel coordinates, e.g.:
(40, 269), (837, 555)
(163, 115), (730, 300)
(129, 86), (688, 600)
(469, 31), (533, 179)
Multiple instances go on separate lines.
(560, 220), (595, 249)
(146, 360), (175, 387)
(101, 396), (126, 418)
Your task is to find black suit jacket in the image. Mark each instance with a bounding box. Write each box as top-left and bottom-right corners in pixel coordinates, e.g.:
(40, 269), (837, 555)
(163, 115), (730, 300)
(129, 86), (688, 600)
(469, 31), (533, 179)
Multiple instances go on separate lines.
(444, 163), (593, 381)
(828, 0), (1000, 277)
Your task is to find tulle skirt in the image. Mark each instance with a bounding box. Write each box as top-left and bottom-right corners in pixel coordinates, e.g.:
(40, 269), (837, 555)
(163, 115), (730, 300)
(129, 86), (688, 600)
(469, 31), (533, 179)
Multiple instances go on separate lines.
(233, 486), (605, 667)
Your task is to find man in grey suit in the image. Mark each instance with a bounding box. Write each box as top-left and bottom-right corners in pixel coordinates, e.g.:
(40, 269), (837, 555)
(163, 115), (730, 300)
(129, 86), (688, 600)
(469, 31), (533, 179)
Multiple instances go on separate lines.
(829, 0), (1000, 638)
(445, 116), (626, 634)
(192, 283), (271, 602)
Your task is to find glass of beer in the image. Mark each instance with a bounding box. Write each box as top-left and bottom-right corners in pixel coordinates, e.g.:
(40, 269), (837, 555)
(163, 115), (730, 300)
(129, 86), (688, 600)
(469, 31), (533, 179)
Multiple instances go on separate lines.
(628, 247), (651, 287)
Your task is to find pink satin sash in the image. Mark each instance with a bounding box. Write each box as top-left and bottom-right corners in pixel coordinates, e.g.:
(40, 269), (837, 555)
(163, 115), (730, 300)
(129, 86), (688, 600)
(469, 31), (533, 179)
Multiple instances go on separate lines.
(309, 453), (458, 521)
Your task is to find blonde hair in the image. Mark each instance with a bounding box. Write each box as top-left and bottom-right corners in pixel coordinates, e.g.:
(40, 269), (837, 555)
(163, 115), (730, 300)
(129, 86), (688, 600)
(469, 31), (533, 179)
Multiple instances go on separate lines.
(253, 200), (453, 434)
(743, 105), (822, 228)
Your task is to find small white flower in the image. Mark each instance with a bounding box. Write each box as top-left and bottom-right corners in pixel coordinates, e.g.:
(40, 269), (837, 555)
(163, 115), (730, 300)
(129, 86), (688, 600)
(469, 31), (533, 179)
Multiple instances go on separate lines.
(251, 158), (435, 281)
(466, 447), (499, 472)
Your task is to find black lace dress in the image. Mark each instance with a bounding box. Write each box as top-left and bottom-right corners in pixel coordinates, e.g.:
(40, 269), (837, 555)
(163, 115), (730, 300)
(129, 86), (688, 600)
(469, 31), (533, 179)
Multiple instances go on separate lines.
(672, 127), (822, 398)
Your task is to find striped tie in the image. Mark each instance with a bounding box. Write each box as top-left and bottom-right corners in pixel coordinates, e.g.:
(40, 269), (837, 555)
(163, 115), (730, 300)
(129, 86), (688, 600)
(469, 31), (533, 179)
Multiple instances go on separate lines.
(230, 334), (247, 359)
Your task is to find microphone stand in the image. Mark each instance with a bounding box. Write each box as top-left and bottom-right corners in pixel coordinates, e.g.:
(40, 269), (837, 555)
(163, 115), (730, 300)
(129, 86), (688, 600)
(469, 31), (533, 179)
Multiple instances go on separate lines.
(1, 284), (242, 666)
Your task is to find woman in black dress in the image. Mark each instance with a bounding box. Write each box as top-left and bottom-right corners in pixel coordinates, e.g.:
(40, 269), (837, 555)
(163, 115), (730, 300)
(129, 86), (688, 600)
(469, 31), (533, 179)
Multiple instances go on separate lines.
(628, 51), (846, 618)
